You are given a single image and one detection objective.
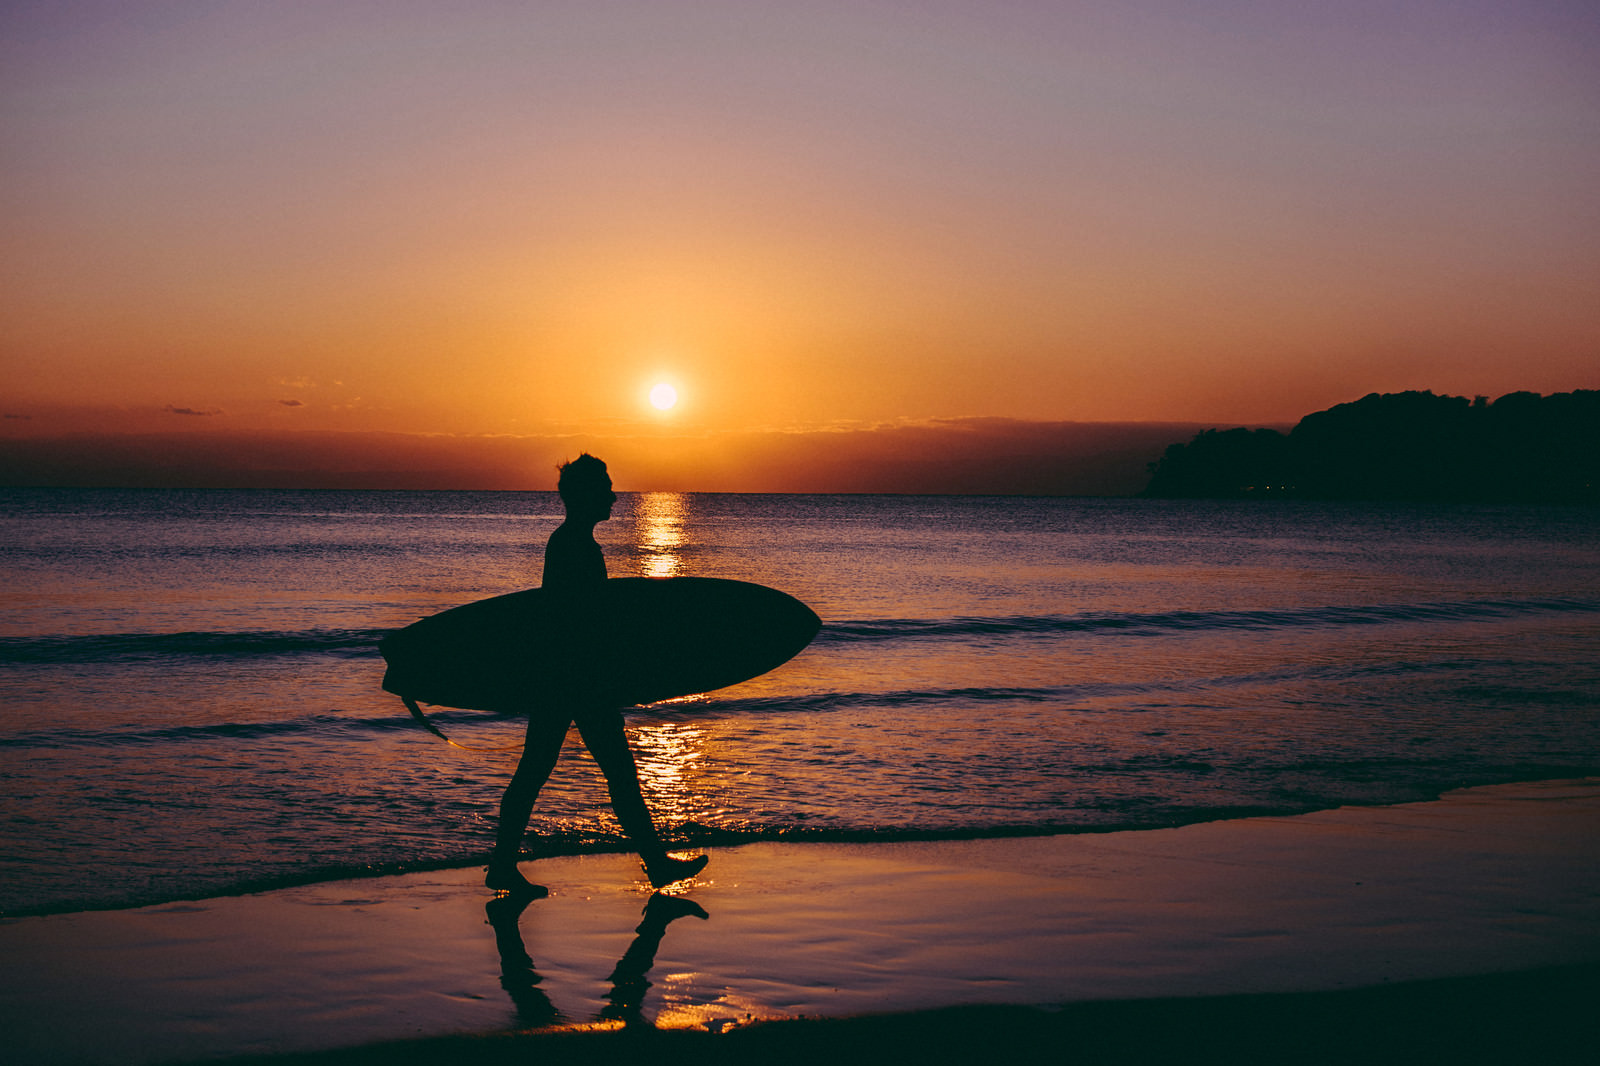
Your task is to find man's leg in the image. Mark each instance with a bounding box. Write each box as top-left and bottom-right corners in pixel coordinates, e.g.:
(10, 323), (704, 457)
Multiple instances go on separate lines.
(574, 709), (708, 888)
(486, 713), (570, 893)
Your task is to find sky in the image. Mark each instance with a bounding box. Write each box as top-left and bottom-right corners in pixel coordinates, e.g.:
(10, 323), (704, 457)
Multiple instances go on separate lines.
(3, 1), (1597, 490)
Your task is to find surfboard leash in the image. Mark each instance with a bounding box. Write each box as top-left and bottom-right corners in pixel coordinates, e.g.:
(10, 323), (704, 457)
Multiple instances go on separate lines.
(400, 695), (525, 752)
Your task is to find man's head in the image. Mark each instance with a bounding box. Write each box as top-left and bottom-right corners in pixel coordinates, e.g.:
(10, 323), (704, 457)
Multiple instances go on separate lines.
(557, 453), (616, 521)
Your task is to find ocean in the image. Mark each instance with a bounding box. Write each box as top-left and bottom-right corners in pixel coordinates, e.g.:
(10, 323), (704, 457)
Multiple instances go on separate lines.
(2, 488), (1598, 917)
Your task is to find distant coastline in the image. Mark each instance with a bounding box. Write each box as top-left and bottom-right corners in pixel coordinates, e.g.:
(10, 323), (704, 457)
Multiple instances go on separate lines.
(1143, 390), (1600, 504)
(0, 419), (1216, 496)
(5, 392), (1597, 499)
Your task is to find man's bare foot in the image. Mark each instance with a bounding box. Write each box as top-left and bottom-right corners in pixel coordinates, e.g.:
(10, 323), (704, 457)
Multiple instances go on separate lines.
(486, 863), (549, 898)
(644, 853), (708, 889)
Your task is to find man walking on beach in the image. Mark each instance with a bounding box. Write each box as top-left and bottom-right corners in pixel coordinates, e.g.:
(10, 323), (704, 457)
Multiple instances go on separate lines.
(485, 454), (709, 896)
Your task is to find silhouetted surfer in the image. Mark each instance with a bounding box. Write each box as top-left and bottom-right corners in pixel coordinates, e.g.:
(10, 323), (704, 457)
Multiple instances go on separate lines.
(486, 453), (709, 896)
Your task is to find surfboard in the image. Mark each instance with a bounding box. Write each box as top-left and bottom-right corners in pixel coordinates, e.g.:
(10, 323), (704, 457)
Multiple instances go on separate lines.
(380, 576), (821, 714)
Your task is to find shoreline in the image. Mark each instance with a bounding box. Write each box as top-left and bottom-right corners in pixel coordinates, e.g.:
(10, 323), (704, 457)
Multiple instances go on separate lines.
(12, 772), (1593, 921)
(5, 777), (1599, 1065)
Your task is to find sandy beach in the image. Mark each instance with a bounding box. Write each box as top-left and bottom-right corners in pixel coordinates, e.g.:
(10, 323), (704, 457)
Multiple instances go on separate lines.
(5, 778), (1599, 1065)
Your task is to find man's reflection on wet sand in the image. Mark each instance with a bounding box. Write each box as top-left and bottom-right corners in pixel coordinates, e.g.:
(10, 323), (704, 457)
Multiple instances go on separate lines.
(484, 892), (709, 1029)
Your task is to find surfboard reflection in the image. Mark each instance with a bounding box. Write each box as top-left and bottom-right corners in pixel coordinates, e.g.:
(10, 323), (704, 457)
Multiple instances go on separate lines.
(484, 891), (709, 1030)
(633, 492), (690, 579)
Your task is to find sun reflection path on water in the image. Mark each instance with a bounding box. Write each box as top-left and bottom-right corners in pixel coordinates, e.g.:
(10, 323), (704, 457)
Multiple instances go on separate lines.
(630, 722), (718, 830)
(631, 492), (690, 579)
(618, 493), (755, 841)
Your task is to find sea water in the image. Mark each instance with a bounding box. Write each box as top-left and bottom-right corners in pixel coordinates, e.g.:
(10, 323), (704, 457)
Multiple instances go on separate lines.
(2, 488), (1597, 916)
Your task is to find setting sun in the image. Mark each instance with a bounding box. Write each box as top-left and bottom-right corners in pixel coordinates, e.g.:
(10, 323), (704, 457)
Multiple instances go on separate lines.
(650, 383), (679, 411)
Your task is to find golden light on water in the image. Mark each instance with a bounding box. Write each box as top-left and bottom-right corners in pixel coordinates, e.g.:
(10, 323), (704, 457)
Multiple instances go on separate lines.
(634, 492), (689, 578)
(631, 722), (712, 829)
(624, 493), (707, 827)
(633, 724), (702, 790)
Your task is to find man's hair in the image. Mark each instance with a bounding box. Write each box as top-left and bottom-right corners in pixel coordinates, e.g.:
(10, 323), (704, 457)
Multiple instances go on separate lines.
(556, 453), (609, 503)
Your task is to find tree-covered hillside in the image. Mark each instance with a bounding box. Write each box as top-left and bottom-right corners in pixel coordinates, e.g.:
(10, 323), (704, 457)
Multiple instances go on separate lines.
(1143, 390), (1600, 503)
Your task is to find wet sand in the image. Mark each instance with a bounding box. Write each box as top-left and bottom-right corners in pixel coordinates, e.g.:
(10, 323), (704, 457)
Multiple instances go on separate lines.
(4, 779), (1598, 1065)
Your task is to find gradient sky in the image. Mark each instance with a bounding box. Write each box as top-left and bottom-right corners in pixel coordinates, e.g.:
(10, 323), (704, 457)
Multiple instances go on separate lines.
(3, 2), (1597, 486)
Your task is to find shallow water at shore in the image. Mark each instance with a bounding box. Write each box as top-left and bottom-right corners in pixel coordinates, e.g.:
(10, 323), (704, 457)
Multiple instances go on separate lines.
(2, 489), (1598, 915)
(4, 780), (1598, 1065)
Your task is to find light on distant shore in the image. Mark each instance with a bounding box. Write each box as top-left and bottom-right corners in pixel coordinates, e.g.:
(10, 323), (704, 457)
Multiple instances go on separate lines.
(650, 383), (678, 411)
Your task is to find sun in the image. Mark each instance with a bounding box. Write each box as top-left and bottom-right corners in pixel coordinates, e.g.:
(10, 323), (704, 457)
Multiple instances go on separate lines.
(649, 382), (678, 411)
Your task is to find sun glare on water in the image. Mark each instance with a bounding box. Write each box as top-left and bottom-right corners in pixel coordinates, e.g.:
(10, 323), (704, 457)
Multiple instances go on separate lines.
(649, 383), (678, 411)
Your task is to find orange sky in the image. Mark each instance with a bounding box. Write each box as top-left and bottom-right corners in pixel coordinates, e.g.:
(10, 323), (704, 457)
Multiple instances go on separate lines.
(3, 3), (1597, 489)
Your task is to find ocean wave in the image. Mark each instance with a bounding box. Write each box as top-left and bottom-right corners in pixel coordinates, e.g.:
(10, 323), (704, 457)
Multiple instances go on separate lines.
(3, 596), (1594, 668)
(0, 708), (484, 750)
(0, 805), (1401, 918)
(0, 652), (1495, 751)
(0, 679), (1205, 749)
(16, 771), (1598, 919)
(637, 656), (1490, 720)
(818, 597), (1600, 643)
(0, 628), (387, 666)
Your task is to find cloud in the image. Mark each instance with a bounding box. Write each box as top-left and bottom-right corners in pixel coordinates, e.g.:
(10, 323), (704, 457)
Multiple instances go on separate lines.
(164, 405), (222, 417)
(278, 399), (305, 407)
